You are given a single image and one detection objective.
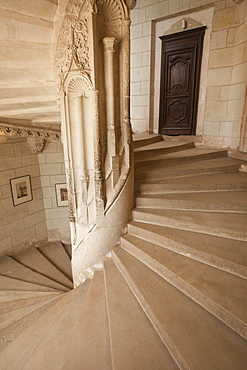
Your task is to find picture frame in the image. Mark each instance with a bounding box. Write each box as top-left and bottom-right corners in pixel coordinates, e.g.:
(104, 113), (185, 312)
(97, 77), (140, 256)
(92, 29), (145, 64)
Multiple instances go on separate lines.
(55, 183), (68, 207)
(10, 175), (32, 206)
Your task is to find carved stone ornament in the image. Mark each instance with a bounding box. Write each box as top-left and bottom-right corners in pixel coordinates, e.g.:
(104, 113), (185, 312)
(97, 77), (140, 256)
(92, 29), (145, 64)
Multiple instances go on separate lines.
(54, 0), (92, 96)
(67, 74), (92, 96)
(130, 0), (137, 10)
(233, 0), (245, 3)
(97, 0), (123, 22)
(102, 36), (118, 51)
(27, 137), (46, 153)
(0, 123), (61, 141)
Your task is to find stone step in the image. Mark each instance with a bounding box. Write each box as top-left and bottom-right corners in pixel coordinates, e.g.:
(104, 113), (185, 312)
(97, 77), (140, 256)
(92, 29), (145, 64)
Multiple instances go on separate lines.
(135, 148), (228, 170)
(0, 275), (61, 292)
(134, 141), (195, 160)
(135, 157), (244, 182)
(121, 234), (247, 339)
(104, 259), (178, 369)
(20, 281), (90, 370)
(133, 134), (163, 149)
(162, 134), (202, 143)
(63, 243), (72, 259)
(0, 256), (69, 292)
(113, 247), (247, 369)
(128, 221), (247, 277)
(135, 191), (247, 213)
(0, 290), (62, 315)
(138, 172), (247, 194)
(135, 157), (244, 181)
(132, 208), (247, 241)
(0, 282), (90, 369)
(38, 241), (72, 281)
(0, 296), (62, 353)
(0, 295), (60, 332)
(11, 246), (73, 289)
(63, 270), (112, 369)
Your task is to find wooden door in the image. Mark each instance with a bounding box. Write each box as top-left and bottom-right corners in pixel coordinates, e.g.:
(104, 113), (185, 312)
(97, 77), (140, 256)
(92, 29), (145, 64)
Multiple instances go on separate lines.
(159, 27), (206, 136)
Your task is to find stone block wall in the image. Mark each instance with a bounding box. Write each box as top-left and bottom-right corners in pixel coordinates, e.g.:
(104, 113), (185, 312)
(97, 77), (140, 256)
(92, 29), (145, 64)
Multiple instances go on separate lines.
(0, 137), (47, 256)
(130, 0), (247, 153)
(204, 0), (247, 150)
(38, 141), (70, 243)
(0, 137), (70, 256)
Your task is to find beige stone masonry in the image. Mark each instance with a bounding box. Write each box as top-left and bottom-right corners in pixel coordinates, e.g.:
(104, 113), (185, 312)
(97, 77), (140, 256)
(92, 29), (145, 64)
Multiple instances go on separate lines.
(37, 142), (70, 244)
(0, 139), (48, 255)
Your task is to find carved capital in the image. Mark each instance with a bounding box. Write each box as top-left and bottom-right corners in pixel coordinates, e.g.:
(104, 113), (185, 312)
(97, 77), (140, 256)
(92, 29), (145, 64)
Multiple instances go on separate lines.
(102, 37), (118, 52)
(27, 137), (46, 153)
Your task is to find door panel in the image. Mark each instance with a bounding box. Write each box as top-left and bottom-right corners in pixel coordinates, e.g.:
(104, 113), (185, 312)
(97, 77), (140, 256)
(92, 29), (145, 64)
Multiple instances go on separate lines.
(159, 27), (206, 136)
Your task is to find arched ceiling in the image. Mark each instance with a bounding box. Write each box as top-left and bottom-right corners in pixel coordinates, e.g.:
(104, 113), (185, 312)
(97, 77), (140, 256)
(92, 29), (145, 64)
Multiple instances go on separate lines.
(0, 0), (66, 130)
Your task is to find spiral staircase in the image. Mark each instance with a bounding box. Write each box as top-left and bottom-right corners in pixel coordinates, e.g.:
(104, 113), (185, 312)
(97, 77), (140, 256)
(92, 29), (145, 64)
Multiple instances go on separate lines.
(0, 135), (246, 369)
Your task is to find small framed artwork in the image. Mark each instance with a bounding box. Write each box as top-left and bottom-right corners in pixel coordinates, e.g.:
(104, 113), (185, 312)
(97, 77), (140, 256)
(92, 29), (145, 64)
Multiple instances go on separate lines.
(10, 175), (32, 206)
(55, 183), (68, 207)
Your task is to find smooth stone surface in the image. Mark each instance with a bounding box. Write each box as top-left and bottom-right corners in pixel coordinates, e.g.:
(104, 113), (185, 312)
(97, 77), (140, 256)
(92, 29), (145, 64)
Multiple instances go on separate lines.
(104, 259), (178, 370)
(63, 271), (111, 369)
(113, 247), (247, 369)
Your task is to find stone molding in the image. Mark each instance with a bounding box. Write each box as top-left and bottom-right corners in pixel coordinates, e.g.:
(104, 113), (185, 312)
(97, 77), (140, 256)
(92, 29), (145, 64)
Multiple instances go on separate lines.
(0, 122), (61, 141)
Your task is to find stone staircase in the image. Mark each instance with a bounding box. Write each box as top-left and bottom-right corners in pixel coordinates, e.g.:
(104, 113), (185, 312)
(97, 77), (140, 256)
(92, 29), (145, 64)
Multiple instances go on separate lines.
(0, 135), (246, 369)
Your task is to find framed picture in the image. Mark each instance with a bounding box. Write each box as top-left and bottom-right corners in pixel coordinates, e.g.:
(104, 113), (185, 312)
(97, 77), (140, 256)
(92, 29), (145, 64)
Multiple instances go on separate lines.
(10, 175), (32, 206)
(55, 183), (68, 207)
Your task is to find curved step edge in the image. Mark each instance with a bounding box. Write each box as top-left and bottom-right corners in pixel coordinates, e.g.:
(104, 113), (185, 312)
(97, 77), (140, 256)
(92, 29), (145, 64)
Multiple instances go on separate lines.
(112, 249), (190, 370)
(118, 242), (247, 340)
(127, 222), (247, 279)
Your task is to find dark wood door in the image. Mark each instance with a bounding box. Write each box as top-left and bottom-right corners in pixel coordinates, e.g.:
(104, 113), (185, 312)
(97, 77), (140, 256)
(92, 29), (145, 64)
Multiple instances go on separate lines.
(159, 27), (206, 135)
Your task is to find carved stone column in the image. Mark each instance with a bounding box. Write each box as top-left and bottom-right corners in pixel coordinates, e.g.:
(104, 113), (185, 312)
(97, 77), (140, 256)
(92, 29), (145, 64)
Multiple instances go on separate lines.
(91, 88), (104, 219)
(102, 37), (120, 187)
(122, 20), (132, 167)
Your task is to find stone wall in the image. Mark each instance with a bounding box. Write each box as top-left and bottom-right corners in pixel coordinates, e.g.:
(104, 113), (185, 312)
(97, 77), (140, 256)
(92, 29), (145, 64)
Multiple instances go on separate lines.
(0, 137), (47, 256)
(0, 137), (70, 256)
(130, 0), (247, 152)
(38, 141), (70, 243)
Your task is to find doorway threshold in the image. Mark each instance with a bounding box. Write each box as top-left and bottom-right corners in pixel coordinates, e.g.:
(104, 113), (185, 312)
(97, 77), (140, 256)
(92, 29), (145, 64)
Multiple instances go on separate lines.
(162, 135), (202, 144)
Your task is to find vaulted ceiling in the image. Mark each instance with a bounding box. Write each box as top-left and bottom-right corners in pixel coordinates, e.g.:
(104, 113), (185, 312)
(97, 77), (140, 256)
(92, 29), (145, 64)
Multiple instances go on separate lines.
(0, 0), (68, 130)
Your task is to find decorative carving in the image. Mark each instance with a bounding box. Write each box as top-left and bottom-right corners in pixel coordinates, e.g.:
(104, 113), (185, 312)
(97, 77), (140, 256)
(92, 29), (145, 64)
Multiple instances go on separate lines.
(27, 137), (46, 153)
(0, 123), (61, 141)
(102, 37), (118, 51)
(91, 88), (105, 218)
(97, 0), (122, 22)
(66, 168), (76, 223)
(67, 75), (92, 96)
(168, 100), (187, 123)
(170, 84), (185, 95)
(71, 19), (90, 70)
(122, 20), (131, 102)
(54, 1), (91, 96)
(130, 0), (137, 10)
(169, 54), (191, 67)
